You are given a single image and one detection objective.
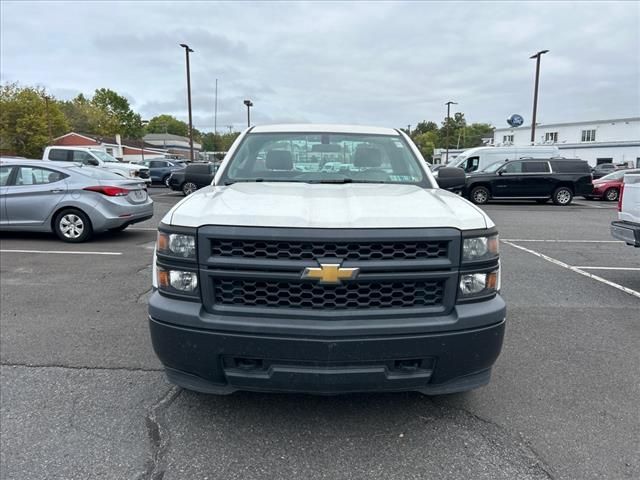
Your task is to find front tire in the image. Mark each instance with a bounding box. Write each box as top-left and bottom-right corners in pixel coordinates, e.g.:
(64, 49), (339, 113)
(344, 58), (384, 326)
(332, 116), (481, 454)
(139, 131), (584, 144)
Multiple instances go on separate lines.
(604, 188), (619, 202)
(552, 186), (573, 206)
(182, 182), (198, 196)
(54, 209), (93, 242)
(470, 186), (490, 205)
(163, 175), (171, 187)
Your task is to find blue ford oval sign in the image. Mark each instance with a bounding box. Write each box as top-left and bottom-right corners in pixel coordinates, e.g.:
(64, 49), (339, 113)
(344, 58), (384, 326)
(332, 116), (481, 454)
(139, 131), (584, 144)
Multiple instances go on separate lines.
(507, 114), (524, 127)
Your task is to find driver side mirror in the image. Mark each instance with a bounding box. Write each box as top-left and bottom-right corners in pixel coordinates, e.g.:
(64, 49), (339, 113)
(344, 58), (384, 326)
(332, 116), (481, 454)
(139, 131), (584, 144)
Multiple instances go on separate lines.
(498, 170), (504, 176)
(436, 167), (466, 190)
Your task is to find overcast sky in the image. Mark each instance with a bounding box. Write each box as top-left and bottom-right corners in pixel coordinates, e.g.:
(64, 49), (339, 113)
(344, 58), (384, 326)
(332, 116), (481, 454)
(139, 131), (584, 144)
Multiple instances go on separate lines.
(2, 1), (639, 132)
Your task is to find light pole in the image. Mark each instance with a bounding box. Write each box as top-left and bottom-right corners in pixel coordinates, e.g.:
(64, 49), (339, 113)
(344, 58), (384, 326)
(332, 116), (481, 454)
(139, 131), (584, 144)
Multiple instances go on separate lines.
(530, 49), (549, 144)
(445, 101), (458, 164)
(140, 120), (149, 162)
(244, 99), (253, 128)
(179, 43), (195, 161)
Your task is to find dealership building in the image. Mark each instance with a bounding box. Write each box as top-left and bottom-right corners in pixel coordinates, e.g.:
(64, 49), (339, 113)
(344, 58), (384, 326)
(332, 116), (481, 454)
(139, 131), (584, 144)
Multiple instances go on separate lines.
(493, 117), (640, 167)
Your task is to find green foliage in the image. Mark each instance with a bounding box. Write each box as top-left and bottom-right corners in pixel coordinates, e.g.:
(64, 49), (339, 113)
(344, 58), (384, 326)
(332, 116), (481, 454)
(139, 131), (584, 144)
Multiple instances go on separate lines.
(145, 114), (189, 137)
(405, 113), (494, 155)
(201, 131), (241, 152)
(91, 88), (143, 137)
(0, 83), (69, 157)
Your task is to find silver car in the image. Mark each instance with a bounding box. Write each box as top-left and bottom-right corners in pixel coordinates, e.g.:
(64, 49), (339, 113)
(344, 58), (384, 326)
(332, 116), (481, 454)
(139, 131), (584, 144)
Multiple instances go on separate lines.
(0, 159), (153, 242)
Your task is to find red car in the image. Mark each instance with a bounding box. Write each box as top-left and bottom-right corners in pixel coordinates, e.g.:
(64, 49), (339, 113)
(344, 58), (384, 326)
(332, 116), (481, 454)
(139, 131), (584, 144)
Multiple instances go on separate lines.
(587, 169), (640, 201)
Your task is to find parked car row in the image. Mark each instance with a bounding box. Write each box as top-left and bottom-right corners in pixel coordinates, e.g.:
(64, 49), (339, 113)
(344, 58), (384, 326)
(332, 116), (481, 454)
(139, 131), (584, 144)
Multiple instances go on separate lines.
(441, 156), (639, 206)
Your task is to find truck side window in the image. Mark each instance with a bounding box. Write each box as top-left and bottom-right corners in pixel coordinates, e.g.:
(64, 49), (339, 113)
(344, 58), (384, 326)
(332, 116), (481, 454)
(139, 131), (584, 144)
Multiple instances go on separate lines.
(72, 151), (98, 166)
(48, 149), (69, 161)
(465, 157), (480, 172)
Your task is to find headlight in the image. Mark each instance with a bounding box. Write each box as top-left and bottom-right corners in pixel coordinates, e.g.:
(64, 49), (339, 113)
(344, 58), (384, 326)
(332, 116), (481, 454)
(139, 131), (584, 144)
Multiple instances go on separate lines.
(157, 266), (199, 296)
(157, 232), (196, 258)
(459, 268), (500, 299)
(462, 234), (499, 262)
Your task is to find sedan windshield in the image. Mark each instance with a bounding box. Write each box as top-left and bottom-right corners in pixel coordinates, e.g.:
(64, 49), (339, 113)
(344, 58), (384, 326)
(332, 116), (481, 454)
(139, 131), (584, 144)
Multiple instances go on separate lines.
(221, 132), (428, 186)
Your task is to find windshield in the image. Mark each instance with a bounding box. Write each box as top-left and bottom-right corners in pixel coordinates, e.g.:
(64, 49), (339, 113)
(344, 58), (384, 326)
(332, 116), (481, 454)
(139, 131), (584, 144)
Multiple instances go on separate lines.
(482, 161), (506, 173)
(221, 132), (427, 185)
(91, 150), (120, 163)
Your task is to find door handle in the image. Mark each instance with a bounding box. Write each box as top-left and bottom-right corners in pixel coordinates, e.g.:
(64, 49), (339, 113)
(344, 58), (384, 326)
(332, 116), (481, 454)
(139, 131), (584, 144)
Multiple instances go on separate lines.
(50, 189), (64, 193)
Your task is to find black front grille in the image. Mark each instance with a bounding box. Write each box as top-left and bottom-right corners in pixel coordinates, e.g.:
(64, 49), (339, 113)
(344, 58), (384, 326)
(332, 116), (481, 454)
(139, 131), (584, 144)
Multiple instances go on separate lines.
(213, 278), (445, 310)
(210, 239), (448, 261)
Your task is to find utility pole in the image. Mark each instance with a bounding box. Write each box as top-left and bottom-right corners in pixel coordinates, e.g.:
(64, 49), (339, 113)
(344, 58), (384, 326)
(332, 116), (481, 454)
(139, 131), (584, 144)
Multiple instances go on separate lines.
(407, 124), (411, 135)
(244, 99), (253, 128)
(179, 43), (195, 161)
(444, 101), (458, 164)
(530, 50), (549, 144)
(214, 78), (218, 136)
(44, 95), (52, 143)
(227, 125), (233, 134)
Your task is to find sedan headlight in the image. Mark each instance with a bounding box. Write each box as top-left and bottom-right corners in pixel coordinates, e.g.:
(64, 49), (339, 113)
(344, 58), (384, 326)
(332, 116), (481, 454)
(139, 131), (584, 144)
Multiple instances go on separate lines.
(462, 234), (499, 263)
(157, 232), (196, 259)
(459, 267), (500, 299)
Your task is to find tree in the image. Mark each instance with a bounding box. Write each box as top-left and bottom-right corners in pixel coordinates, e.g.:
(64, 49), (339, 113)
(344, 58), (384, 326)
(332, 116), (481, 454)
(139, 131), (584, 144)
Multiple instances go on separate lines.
(90, 88), (143, 138)
(145, 114), (189, 137)
(462, 123), (494, 148)
(201, 131), (240, 153)
(0, 83), (69, 158)
(412, 121), (438, 136)
(59, 93), (104, 134)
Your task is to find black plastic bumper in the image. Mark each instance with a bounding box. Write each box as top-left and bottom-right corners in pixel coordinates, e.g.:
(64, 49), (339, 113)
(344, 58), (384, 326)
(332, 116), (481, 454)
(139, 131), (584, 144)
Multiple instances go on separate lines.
(148, 294), (506, 395)
(611, 221), (640, 247)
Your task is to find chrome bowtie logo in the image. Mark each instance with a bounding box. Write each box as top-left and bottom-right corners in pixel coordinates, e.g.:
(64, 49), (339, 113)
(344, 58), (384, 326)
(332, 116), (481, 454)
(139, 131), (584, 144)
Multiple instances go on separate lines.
(302, 262), (360, 284)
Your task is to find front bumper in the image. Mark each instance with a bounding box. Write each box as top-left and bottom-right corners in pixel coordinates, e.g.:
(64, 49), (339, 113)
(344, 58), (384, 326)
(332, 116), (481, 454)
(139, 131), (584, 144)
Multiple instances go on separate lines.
(148, 292), (506, 395)
(611, 221), (640, 247)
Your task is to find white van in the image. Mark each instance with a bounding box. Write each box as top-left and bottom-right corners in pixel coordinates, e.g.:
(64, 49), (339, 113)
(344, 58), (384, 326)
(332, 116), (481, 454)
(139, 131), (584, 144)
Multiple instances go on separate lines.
(448, 145), (561, 173)
(43, 146), (151, 183)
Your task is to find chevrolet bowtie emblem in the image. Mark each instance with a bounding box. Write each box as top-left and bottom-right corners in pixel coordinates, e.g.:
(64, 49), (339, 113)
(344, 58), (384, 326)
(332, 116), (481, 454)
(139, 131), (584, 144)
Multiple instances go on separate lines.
(302, 263), (360, 284)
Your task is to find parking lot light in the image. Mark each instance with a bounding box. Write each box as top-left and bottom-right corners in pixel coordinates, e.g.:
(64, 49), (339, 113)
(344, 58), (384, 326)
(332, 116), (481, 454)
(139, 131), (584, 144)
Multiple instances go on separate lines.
(180, 43), (195, 161)
(530, 49), (549, 144)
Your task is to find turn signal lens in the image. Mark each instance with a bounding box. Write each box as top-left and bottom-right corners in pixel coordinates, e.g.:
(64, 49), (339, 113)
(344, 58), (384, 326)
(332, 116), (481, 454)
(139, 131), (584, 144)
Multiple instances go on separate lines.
(157, 232), (196, 258)
(459, 268), (500, 299)
(462, 234), (499, 262)
(157, 267), (199, 295)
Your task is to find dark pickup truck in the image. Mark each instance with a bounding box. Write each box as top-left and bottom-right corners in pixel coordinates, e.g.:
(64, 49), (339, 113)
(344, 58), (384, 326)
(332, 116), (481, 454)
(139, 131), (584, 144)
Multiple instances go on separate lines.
(464, 158), (592, 206)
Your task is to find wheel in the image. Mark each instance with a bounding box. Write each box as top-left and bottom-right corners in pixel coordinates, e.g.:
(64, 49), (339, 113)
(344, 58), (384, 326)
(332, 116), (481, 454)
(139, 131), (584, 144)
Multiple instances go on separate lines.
(54, 209), (93, 242)
(163, 175), (171, 187)
(604, 188), (619, 202)
(182, 182), (198, 196)
(535, 199), (549, 204)
(470, 186), (490, 205)
(552, 186), (573, 206)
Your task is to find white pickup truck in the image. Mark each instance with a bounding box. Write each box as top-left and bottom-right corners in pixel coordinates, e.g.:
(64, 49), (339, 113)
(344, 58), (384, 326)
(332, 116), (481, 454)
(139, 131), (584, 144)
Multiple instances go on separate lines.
(611, 173), (640, 247)
(148, 124), (506, 396)
(43, 146), (151, 184)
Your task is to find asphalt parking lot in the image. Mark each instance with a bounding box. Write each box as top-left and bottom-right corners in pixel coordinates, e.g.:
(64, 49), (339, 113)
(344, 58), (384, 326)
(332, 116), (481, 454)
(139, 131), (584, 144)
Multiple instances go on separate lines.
(1, 189), (638, 480)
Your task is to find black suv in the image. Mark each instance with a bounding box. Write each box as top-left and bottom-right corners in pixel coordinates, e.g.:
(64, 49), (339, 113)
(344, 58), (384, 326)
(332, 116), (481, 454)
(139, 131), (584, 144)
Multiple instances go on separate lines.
(464, 158), (592, 206)
(168, 162), (219, 195)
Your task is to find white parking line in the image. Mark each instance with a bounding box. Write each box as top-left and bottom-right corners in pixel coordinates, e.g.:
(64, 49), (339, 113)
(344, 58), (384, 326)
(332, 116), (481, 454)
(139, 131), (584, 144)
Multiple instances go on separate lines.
(574, 266), (640, 271)
(502, 240), (640, 299)
(501, 239), (623, 243)
(0, 249), (122, 256)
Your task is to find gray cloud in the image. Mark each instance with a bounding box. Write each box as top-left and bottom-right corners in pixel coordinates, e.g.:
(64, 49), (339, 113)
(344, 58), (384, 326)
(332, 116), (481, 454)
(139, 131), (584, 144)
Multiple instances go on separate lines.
(2, 1), (638, 132)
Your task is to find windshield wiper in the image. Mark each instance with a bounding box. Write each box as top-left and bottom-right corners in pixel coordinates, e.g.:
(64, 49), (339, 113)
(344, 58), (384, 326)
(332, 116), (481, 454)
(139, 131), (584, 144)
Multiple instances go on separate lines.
(224, 179), (264, 185)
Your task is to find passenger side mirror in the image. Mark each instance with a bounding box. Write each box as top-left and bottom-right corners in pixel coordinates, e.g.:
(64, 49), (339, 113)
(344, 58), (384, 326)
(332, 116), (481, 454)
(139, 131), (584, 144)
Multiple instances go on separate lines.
(436, 167), (466, 190)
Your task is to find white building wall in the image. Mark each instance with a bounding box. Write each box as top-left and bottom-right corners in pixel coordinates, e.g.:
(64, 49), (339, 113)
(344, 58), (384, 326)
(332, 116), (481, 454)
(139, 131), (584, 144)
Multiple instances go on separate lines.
(494, 117), (640, 167)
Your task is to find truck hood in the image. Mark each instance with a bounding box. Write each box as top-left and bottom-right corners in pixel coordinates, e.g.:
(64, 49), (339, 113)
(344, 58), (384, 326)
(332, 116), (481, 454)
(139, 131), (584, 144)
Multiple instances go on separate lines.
(105, 161), (147, 172)
(165, 183), (492, 230)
